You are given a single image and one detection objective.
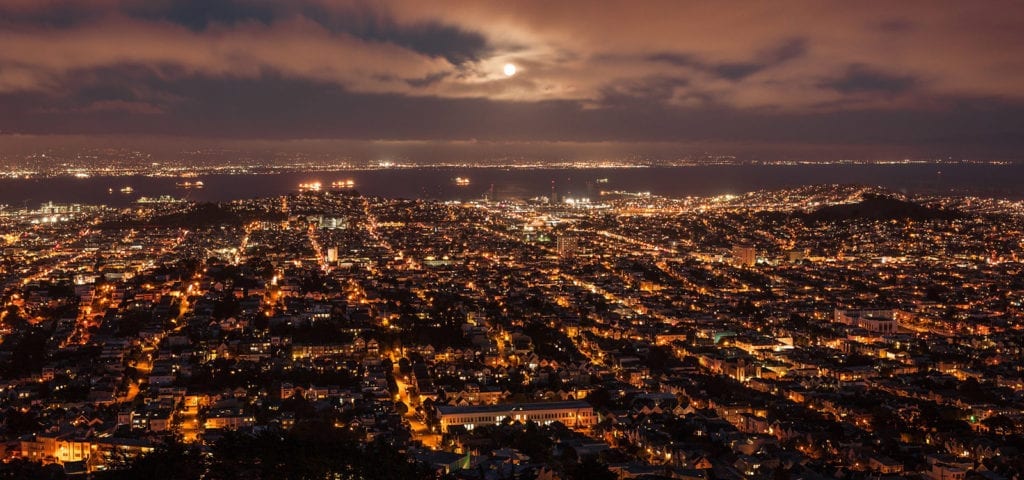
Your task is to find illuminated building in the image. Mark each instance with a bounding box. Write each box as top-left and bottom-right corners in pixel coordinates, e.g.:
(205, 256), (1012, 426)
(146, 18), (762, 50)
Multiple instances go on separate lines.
(437, 401), (597, 432)
(834, 308), (899, 334)
(557, 235), (578, 258)
(731, 242), (757, 267)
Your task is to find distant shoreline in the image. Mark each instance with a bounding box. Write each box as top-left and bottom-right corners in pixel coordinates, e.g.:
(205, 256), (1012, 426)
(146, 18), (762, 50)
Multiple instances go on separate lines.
(2, 163), (1024, 207)
(0, 158), (1019, 181)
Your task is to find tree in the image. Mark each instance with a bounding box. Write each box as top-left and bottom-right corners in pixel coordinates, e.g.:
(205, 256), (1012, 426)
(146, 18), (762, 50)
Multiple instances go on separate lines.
(101, 421), (433, 480)
(564, 458), (616, 480)
(0, 458), (67, 480)
(98, 438), (204, 480)
(585, 388), (613, 410)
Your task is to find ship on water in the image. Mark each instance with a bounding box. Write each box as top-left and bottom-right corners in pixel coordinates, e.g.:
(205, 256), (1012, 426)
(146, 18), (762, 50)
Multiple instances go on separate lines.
(454, 177), (471, 186)
(298, 181), (322, 192)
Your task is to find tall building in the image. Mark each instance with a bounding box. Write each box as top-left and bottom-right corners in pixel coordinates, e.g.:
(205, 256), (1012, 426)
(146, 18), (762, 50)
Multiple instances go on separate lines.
(732, 243), (757, 267)
(326, 247), (338, 263)
(557, 235), (577, 258)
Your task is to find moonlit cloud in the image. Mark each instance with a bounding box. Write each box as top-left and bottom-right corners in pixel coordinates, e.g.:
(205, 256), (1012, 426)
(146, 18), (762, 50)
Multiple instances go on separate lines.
(0, 0), (1021, 150)
(0, 16), (453, 95)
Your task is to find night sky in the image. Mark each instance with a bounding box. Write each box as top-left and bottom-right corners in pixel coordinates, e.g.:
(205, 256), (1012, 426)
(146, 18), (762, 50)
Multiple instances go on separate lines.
(1, 1), (1023, 157)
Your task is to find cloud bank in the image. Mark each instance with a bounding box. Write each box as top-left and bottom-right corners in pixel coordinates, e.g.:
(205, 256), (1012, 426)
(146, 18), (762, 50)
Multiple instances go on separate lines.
(0, 0), (1022, 152)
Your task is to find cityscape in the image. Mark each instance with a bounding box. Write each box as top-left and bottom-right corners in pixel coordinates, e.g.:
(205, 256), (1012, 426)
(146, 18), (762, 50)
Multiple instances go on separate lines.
(0, 184), (1023, 479)
(2, 1), (1024, 479)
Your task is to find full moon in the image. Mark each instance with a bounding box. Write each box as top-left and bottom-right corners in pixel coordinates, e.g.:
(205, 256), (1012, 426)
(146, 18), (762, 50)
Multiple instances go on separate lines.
(503, 63), (517, 77)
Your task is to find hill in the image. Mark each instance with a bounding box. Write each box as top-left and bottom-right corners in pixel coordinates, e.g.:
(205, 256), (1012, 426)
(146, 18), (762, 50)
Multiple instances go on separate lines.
(802, 194), (959, 222)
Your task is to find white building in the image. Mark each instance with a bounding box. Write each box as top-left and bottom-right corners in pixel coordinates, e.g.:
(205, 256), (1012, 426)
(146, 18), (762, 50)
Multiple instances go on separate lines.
(834, 308), (898, 334)
(437, 401), (597, 432)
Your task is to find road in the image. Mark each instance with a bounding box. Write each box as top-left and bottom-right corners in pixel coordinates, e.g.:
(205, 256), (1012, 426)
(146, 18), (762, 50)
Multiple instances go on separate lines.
(392, 364), (441, 449)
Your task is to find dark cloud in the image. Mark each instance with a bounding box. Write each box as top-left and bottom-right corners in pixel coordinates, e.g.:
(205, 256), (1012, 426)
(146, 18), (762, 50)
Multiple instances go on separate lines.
(649, 38), (808, 81)
(2, 67), (1021, 157)
(646, 52), (701, 68)
(2, 1), (490, 66)
(126, 0), (279, 30)
(405, 71), (450, 88)
(306, 7), (491, 64)
(823, 64), (918, 94)
(0, 2), (107, 28)
(152, 1), (496, 65)
(599, 77), (690, 106)
(715, 38), (808, 80)
(713, 63), (763, 81)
